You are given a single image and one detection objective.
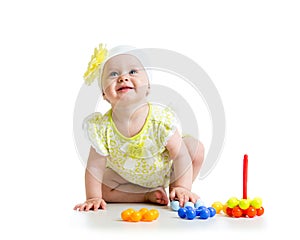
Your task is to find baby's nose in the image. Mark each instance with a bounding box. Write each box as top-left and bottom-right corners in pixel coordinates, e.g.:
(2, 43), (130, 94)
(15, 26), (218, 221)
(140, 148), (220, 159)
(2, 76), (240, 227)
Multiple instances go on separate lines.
(118, 74), (129, 82)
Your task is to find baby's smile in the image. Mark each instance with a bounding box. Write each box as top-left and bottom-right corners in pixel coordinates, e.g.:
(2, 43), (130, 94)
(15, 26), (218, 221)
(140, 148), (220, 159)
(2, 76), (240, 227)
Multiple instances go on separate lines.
(117, 86), (134, 92)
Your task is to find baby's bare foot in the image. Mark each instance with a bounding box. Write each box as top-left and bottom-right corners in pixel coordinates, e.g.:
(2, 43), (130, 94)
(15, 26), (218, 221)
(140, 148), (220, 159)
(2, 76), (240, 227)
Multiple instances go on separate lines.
(145, 187), (169, 205)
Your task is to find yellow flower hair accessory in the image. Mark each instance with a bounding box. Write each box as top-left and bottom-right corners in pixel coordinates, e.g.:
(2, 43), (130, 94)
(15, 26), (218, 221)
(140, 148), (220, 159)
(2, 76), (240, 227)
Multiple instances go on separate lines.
(83, 43), (108, 85)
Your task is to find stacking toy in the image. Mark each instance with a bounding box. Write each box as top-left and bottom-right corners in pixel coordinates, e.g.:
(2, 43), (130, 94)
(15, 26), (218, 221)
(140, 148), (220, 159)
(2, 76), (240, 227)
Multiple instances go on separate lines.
(213, 154), (265, 218)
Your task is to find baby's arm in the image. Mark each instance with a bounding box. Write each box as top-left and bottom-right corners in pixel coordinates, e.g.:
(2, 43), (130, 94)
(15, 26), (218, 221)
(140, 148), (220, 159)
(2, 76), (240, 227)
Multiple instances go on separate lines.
(74, 146), (107, 211)
(166, 129), (197, 206)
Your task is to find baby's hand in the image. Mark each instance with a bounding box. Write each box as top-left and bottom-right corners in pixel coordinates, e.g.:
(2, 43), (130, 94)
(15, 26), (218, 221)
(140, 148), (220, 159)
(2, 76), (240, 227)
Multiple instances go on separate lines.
(169, 187), (199, 207)
(73, 198), (107, 211)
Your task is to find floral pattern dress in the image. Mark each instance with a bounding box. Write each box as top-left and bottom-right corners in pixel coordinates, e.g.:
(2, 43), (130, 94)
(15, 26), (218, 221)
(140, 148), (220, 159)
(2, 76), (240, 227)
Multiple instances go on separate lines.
(83, 102), (179, 188)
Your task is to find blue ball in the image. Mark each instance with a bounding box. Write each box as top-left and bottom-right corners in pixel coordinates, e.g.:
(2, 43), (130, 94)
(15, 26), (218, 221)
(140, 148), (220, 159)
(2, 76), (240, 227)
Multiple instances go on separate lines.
(196, 206), (207, 216)
(185, 206), (194, 211)
(170, 200), (180, 211)
(207, 207), (216, 217)
(178, 208), (187, 218)
(184, 201), (195, 208)
(199, 208), (210, 220)
(197, 206), (207, 211)
(194, 199), (205, 209)
(186, 209), (197, 220)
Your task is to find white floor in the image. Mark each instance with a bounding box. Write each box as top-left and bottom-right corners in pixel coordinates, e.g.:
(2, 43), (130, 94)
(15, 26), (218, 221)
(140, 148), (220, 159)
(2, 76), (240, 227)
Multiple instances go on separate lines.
(69, 202), (268, 239)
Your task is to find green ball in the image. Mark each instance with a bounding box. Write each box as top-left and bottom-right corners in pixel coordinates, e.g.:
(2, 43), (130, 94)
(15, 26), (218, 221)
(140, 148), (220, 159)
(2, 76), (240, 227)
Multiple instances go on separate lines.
(227, 197), (239, 208)
(251, 197), (263, 209)
(239, 199), (251, 210)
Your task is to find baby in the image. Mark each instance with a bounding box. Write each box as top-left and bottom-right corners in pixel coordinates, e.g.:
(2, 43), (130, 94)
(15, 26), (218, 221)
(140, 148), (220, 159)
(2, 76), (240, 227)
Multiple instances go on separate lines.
(74, 45), (204, 211)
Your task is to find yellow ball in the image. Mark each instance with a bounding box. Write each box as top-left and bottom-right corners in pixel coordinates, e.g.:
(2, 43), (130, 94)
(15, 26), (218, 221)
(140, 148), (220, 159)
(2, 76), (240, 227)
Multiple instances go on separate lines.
(227, 197), (239, 208)
(222, 204), (228, 214)
(251, 197), (263, 209)
(212, 201), (223, 214)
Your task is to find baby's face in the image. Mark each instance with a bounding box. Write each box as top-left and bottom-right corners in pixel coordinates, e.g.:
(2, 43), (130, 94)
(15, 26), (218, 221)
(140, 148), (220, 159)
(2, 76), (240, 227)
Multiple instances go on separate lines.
(101, 54), (149, 106)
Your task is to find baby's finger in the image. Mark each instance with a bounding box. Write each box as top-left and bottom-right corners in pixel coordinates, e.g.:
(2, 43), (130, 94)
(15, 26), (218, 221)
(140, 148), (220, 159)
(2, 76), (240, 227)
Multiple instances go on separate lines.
(169, 189), (176, 201)
(85, 202), (94, 211)
(73, 204), (81, 210)
(100, 200), (107, 210)
(190, 196), (196, 204)
(79, 203), (87, 211)
(178, 194), (186, 207)
(184, 194), (190, 204)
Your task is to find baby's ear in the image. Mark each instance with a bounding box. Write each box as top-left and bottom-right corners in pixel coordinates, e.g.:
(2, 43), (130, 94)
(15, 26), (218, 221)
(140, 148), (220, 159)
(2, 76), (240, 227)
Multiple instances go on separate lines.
(146, 85), (150, 96)
(102, 92), (110, 103)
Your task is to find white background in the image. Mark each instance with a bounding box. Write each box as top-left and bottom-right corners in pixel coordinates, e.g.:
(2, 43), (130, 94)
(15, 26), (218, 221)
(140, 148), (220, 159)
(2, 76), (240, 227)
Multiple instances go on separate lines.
(1, 0), (299, 239)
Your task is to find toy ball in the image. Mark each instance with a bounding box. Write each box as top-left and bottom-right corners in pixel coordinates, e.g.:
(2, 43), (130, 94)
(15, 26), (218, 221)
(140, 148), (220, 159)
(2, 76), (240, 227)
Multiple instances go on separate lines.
(184, 201), (195, 209)
(130, 211), (142, 222)
(194, 199), (205, 209)
(196, 206), (207, 216)
(198, 207), (210, 219)
(246, 206), (257, 218)
(121, 208), (159, 222)
(178, 207), (187, 218)
(232, 206), (243, 218)
(177, 205), (216, 220)
(217, 197), (264, 218)
(211, 201), (223, 214)
(170, 200), (180, 211)
(186, 209), (197, 220)
(143, 209), (159, 221)
(185, 206), (194, 211)
(227, 197), (239, 208)
(207, 207), (216, 217)
(251, 197), (263, 209)
(256, 207), (264, 216)
(239, 198), (250, 210)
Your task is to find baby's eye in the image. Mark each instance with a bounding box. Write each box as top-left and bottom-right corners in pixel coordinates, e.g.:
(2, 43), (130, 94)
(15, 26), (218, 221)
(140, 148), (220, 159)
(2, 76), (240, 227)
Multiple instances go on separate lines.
(109, 71), (119, 77)
(129, 69), (138, 75)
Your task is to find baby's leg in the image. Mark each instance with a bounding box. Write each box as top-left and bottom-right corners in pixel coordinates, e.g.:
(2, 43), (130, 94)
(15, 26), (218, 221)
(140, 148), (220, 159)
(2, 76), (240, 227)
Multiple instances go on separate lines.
(182, 136), (205, 181)
(102, 168), (169, 205)
(168, 136), (204, 202)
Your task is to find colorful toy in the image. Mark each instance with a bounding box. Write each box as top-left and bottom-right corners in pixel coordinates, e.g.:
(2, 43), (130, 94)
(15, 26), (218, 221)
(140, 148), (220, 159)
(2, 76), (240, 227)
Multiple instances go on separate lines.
(121, 207), (159, 222)
(177, 205), (216, 220)
(212, 154), (265, 218)
(171, 195), (215, 220)
(171, 199), (205, 211)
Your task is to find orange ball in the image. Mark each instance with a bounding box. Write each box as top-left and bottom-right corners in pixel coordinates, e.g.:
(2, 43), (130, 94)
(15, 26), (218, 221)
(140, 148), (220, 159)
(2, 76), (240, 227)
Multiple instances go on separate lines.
(139, 208), (149, 216)
(142, 210), (155, 221)
(121, 209), (133, 221)
(232, 206), (243, 218)
(130, 211), (142, 222)
(256, 206), (264, 216)
(149, 209), (159, 220)
(246, 206), (257, 218)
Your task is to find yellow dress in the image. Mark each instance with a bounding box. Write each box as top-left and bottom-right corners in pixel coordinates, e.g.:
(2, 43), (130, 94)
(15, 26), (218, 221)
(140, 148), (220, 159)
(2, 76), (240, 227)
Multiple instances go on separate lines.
(83, 102), (179, 188)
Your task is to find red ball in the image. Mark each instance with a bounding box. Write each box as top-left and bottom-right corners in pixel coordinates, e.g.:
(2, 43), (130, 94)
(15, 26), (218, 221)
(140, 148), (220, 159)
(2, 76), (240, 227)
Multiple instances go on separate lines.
(241, 209), (248, 217)
(232, 206), (243, 218)
(226, 207), (233, 217)
(246, 206), (257, 218)
(256, 206), (264, 216)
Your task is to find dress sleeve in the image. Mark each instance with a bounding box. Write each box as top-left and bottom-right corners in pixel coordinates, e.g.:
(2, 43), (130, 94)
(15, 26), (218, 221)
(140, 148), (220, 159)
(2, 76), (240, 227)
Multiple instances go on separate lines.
(158, 106), (180, 146)
(82, 112), (109, 156)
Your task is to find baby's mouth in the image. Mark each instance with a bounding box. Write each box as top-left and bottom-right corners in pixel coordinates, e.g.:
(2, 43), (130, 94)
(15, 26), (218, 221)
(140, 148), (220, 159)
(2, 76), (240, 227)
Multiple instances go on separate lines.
(117, 86), (134, 91)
